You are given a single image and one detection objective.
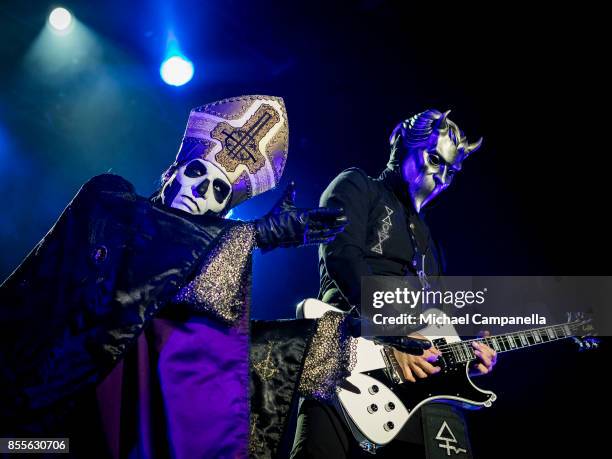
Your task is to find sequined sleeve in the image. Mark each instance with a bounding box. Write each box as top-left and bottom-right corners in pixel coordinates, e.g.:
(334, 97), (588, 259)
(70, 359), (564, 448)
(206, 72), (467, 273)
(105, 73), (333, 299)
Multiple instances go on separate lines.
(173, 222), (257, 325)
(298, 311), (357, 401)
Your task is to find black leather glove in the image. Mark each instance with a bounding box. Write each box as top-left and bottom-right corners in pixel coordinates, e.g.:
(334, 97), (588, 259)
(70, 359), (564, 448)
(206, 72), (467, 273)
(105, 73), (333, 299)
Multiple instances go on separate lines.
(254, 182), (347, 251)
(372, 335), (432, 356)
(344, 316), (432, 356)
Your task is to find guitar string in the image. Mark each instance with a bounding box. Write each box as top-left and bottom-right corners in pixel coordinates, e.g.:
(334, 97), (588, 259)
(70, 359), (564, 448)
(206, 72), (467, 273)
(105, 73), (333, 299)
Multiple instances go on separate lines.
(436, 330), (581, 354)
(434, 324), (584, 362)
(436, 328), (580, 355)
(432, 322), (583, 351)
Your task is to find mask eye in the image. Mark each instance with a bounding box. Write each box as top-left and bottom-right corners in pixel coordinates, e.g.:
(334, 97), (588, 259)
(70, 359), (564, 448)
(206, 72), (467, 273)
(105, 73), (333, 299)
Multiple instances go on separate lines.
(427, 152), (442, 167)
(184, 161), (207, 178)
(212, 178), (231, 203)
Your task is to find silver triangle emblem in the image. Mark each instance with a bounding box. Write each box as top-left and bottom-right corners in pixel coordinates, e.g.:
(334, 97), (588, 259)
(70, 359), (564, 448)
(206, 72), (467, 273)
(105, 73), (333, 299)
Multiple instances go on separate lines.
(435, 421), (467, 456)
(371, 205), (394, 255)
(371, 242), (383, 254)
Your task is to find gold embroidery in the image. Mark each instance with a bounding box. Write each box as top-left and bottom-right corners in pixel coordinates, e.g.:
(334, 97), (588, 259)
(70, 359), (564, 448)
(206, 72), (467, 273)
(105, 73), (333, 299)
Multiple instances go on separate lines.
(249, 413), (266, 455)
(173, 223), (256, 325)
(212, 104), (280, 175)
(253, 341), (279, 381)
(299, 311), (357, 401)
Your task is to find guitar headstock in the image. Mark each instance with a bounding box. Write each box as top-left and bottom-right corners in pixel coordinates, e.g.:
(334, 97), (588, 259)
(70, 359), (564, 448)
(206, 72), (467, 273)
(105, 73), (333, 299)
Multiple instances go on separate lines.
(567, 313), (599, 351)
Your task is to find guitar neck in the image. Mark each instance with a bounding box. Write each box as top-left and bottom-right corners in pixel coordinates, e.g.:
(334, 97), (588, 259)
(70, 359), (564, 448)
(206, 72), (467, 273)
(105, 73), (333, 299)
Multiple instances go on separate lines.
(441, 322), (582, 364)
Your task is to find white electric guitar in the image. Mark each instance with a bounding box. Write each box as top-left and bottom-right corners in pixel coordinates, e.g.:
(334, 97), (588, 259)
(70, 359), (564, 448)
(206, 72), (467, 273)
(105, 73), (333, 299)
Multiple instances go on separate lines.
(297, 298), (597, 453)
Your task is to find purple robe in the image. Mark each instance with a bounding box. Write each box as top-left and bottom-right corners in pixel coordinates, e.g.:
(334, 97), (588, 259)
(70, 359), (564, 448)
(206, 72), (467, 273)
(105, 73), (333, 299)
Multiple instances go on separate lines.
(96, 224), (255, 459)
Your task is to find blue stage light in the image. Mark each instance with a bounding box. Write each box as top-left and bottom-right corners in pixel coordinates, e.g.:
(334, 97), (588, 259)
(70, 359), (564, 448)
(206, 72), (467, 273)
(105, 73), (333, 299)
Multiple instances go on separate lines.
(160, 55), (194, 87)
(48, 7), (73, 33)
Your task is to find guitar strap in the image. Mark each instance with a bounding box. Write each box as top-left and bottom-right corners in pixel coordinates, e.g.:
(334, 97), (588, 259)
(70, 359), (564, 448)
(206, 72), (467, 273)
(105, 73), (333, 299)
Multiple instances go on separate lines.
(421, 405), (473, 459)
(405, 217), (472, 458)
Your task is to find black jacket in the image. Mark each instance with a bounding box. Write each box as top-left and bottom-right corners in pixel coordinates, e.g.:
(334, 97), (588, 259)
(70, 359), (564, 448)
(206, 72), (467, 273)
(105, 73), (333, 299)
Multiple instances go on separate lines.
(319, 167), (443, 310)
(316, 167), (466, 448)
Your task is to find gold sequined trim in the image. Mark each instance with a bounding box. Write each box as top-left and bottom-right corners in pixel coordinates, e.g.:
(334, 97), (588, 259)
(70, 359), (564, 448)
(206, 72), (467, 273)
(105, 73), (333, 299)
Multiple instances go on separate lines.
(173, 223), (256, 325)
(298, 311), (357, 401)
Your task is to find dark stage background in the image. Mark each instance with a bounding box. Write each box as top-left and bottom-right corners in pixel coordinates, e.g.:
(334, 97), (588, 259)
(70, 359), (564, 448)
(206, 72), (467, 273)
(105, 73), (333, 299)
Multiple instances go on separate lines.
(0, 1), (608, 457)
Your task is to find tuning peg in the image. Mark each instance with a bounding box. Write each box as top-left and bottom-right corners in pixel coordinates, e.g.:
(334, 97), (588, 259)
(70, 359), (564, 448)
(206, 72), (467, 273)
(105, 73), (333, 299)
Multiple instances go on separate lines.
(573, 336), (600, 351)
(572, 337), (585, 350)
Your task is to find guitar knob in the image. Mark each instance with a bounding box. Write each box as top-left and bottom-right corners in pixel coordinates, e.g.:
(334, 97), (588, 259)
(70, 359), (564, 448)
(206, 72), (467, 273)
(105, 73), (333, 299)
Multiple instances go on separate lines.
(385, 402), (395, 411)
(383, 422), (395, 431)
(367, 404), (378, 414)
(368, 385), (379, 395)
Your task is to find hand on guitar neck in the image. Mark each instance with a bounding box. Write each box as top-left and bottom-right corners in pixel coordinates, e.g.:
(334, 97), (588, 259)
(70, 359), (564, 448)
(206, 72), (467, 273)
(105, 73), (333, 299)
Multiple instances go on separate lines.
(470, 330), (498, 377)
(392, 332), (497, 383)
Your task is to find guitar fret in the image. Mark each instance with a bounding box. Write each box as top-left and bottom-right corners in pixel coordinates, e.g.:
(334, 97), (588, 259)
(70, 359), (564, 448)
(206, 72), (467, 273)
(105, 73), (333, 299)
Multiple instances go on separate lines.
(534, 331), (542, 343)
(458, 343), (467, 362)
(519, 333), (528, 346)
(465, 343), (475, 360)
(450, 344), (460, 362)
(527, 331), (536, 345)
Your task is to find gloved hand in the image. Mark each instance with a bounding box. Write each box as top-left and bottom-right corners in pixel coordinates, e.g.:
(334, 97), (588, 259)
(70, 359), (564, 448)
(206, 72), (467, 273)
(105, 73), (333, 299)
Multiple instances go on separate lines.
(373, 335), (432, 356)
(254, 182), (347, 251)
(344, 316), (432, 356)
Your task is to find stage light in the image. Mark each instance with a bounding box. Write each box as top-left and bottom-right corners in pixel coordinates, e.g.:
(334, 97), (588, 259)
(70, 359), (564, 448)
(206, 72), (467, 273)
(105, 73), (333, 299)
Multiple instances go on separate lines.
(48, 7), (73, 33)
(160, 55), (194, 86)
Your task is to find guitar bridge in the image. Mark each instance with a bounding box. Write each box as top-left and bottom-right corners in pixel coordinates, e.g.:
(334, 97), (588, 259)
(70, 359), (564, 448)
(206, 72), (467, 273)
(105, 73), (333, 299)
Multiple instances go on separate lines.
(381, 346), (403, 384)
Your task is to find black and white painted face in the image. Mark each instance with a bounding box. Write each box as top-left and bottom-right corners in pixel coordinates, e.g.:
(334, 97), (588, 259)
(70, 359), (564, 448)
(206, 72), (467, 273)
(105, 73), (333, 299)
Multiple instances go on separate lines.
(401, 133), (464, 212)
(161, 159), (232, 215)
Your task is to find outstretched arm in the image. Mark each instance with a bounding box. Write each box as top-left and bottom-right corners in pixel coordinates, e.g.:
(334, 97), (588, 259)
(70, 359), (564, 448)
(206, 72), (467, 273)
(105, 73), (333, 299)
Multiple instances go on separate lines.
(254, 181), (347, 251)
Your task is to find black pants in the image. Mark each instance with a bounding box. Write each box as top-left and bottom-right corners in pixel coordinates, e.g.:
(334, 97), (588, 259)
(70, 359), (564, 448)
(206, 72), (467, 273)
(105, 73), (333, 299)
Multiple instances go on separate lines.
(290, 399), (426, 458)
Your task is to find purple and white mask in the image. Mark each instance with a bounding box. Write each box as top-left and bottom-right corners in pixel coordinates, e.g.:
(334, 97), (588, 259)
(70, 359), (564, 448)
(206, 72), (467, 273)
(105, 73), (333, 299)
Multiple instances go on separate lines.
(389, 110), (482, 212)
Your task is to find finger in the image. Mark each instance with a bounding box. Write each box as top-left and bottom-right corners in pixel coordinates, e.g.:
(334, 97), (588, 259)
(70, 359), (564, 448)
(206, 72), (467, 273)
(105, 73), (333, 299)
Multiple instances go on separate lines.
(422, 350), (440, 363)
(278, 182), (296, 211)
(474, 350), (492, 368)
(305, 227), (344, 239)
(306, 228), (346, 243)
(414, 358), (441, 375)
(409, 362), (428, 379)
(394, 351), (416, 382)
(308, 207), (347, 224)
(478, 330), (491, 338)
(307, 217), (347, 232)
(474, 342), (496, 363)
(402, 365), (416, 383)
(475, 363), (489, 374)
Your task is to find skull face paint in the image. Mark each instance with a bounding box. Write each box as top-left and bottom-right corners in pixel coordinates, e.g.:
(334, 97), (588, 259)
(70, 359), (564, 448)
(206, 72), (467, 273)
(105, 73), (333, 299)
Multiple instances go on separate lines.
(161, 159), (232, 215)
(159, 95), (289, 213)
